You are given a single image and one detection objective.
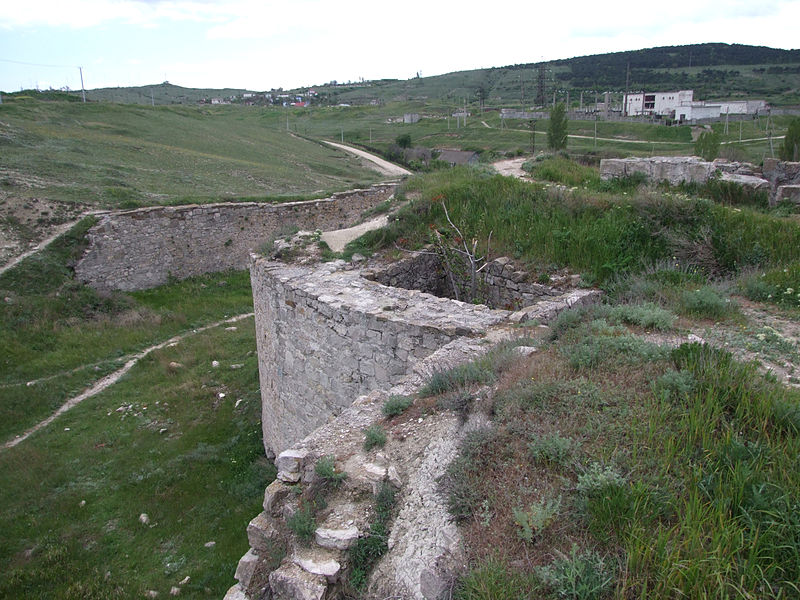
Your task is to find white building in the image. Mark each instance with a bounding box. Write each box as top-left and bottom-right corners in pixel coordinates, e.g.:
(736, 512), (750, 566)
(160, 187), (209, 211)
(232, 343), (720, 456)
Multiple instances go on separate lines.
(624, 90), (694, 117)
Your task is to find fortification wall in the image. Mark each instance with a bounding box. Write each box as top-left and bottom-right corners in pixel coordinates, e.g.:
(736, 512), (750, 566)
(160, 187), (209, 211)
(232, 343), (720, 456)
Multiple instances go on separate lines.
(365, 253), (568, 310)
(250, 257), (510, 456)
(75, 184), (395, 291)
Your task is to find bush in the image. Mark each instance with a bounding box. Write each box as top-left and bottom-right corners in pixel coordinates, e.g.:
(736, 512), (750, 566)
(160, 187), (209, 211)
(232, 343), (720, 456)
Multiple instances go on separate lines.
(694, 130), (720, 160)
(314, 456), (347, 485)
(678, 286), (738, 319)
(654, 369), (696, 401)
(779, 117), (800, 162)
(287, 506), (316, 542)
(382, 395), (413, 417)
(513, 495), (562, 543)
(536, 546), (614, 600)
(576, 462), (626, 496)
(363, 425), (387, 450)
(529, 433), (577, 466)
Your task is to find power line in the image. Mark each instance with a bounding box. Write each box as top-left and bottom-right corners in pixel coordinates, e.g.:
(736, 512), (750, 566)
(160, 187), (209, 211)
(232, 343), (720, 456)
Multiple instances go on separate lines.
(0, 58), (79, 69)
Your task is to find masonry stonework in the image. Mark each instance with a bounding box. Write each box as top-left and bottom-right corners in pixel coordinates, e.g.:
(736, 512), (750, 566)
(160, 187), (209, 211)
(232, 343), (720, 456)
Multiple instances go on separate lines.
(75, 184), (396, 291)
(250, 257), (510, 456)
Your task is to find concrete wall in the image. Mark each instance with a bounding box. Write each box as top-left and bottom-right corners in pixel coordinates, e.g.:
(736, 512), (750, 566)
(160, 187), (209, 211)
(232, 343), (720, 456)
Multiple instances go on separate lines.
(75, 184), (396, 291)
(250, 258), (510, 456)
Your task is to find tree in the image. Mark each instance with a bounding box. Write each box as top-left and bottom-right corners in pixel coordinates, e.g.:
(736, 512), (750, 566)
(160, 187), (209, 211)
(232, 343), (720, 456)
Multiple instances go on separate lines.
(694, 130), (720, 161)
(396, 134), (412, 149)
(547, 103), (568, 151)
(780, 118), (800, 162)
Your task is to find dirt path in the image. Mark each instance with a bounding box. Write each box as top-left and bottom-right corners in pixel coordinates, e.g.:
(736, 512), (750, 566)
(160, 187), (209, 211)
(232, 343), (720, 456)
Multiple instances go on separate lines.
(321, 215), (389, 252)
(324, 141), (412, 178)
(492, 157), (529, 179)
(2, 313), (255, 450)
(0, 216), (87, 277)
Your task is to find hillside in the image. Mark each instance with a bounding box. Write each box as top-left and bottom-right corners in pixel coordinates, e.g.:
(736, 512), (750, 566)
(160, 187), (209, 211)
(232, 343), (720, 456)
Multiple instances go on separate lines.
(326, 43), (800, 107)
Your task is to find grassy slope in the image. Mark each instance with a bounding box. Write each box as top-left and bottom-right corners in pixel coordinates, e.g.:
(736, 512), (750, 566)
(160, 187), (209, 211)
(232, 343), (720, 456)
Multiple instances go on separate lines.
(0, 220), (269, 598)
(0, 99), (382, 209)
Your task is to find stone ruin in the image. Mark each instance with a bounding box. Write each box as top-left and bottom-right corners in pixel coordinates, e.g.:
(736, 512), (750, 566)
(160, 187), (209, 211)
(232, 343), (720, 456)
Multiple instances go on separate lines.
(226, 255), (599, 600)
(598, 156), (800, 206)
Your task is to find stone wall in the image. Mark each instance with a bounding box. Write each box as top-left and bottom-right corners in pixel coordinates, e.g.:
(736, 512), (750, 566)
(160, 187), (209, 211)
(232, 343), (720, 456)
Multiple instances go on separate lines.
(763, 158), (800, 205)
(365, 253), (568, 310)
(75, 184), (396, 291)
(250, 257), (510, 456)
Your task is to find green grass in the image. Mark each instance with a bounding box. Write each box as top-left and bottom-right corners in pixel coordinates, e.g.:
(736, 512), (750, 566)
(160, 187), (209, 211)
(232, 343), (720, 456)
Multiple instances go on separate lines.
(0, 319), (272, 598)
(356, 169), (800, 285)
(0, 98), (382, 209)
(0, 221), (255, 443)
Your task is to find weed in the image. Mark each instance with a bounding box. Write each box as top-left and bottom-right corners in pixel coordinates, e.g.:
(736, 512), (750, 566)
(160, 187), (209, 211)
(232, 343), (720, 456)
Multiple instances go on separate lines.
(594, 302), (676, 331)
(512, 495), (562, 543)
(456, 556), (540, 600)
(440, 429), (497, 522)
(347, 482), (396, 591)
(314, 456), (347, 486)
(363, 425), (387, 450)
(419, 341), (523, 397)
(529, 433), (577, 466)
(563, 331), (668, 370)
(654, 369), (696, 401)
(287, 506), (316, 542)
(382, 395), (413, 417)
(536, 546), (614, 600)
(576, 463), (626, 496)
(678, 286), (738, 319)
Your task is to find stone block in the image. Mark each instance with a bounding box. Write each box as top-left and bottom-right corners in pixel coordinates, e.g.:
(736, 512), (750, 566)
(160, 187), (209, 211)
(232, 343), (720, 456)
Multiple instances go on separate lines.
(276, 448), (309, 483)
(234, 549), (260, 589)
(247, 511), (281, 553)
(777, 185), (800, 204)
(269, 562), (328, 600)
(315, 526), (359, 550)
(720, 172), (770, 191)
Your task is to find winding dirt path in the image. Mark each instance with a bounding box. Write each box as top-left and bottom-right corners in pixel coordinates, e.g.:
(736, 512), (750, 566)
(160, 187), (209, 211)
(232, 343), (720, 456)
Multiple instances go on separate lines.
(321, 215), (389, 252)
(0, 217), (85, 277)
(2, 313), (254, 450)
(324, 141), (412, 178)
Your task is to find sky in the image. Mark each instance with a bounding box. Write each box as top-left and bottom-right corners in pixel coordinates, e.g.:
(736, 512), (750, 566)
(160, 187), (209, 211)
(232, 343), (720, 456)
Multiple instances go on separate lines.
(0, 0), (798, 93)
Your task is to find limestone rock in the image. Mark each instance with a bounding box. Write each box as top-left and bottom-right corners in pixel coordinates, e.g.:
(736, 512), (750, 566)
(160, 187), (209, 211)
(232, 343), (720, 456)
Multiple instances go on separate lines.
(720, 172), (770, 191)
(247, 512), (281, 553)
(263, 480), (292, 516)
(292, 547), (341, 582)
(269, 561), (328, 600)
(222, 584), (248, 600)
(777, 185), (800, 204)
(276, 448), (309, 483)
(234, 549), (260, 589)
(314, 525), (359, 550)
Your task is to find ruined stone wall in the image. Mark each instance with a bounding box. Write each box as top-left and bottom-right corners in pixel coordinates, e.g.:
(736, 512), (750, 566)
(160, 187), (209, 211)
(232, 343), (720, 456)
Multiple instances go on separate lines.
(365, 253), (567, 310)
(250, 258), (509, 456)
(763, 158), (800, 205)
(75, 184), (395, 291)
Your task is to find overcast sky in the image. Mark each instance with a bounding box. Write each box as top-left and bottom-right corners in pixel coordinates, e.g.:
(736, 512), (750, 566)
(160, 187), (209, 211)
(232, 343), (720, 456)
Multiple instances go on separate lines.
(1, 0), (798, 93)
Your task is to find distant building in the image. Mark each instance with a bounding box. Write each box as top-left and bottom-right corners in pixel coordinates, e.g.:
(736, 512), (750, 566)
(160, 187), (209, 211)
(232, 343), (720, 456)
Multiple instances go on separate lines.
(403, 113), (420, 124)
(625, 90), (768, 122)
(436, 150), (479, 166)
(624, 90), (694, 117)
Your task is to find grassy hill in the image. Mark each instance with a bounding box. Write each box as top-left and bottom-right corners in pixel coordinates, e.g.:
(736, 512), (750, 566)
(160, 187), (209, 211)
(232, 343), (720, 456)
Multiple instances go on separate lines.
(0, 97), (384, 210)
(317, 43), (800, 107)
(84, 82), (257, 106)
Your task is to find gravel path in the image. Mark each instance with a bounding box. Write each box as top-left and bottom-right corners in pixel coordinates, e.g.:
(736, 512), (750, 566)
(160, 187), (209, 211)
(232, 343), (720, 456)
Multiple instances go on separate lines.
(492, 157), (529, 179)
(324, 141), (412, 178)
(2, 313), (254, 450)
(320, 214), (389, 252)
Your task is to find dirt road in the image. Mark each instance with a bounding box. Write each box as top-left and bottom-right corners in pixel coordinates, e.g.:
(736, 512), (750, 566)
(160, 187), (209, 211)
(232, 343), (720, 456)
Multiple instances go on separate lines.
(324, 141), (412, 178)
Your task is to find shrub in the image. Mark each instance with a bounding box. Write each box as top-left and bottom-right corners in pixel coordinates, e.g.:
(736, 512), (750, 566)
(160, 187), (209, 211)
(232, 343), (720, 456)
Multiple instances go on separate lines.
(382, 395), (413, 417)
(456, 556), (539, 600)
(563, 332), (668, 370)
(363, 425), (387, 450)
(529, 433), (577, 466)
(513, 495), (562, 543)
(287, 506), (316, 542)
(779, 117), (800, 162)
(655, 369), (696, 401)
(678, 286), (738, 319)
(536, 546), (614, 600)
(596, 302), (676, 331)
(314, 456), (347, 485)
(348, 482), (396, 590)
(576, 463), (626, 496)
(694, 130), (720, 160)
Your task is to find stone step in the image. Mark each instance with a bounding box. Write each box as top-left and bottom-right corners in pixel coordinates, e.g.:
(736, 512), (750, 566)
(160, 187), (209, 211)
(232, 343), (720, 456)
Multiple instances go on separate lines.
(314, 500), (371, 550)
(292, 547), (342, 583)
(269, 561), (328, 600)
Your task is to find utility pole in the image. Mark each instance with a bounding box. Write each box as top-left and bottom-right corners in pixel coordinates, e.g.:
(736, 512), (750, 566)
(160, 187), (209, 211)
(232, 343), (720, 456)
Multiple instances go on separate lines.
(579, 91), (583, 112)
(739, 120), (742, 142)
(150, 89), (155, 107)
(594, 114), (598, 149)
(79, 66), (86, 103)
(528, 119), (536, 154)
(341, 128), (344, 143)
